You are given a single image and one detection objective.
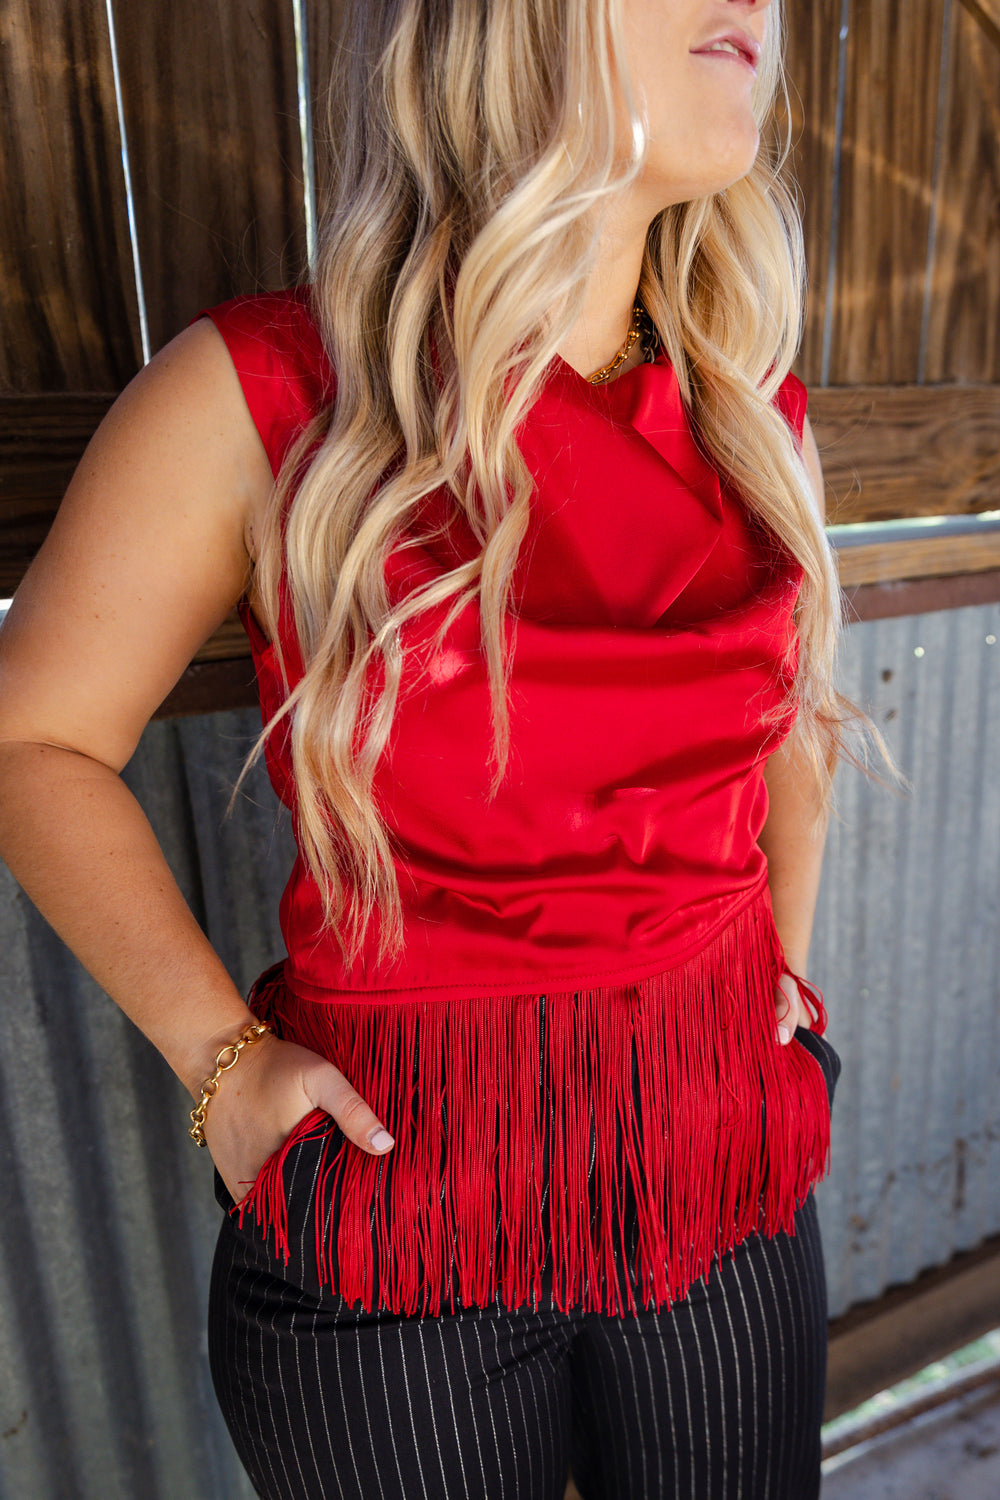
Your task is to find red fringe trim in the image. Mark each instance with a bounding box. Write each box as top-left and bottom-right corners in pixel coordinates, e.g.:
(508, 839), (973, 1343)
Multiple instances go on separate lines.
(234, 888), (832, 1317)
(782, 967), (830, 1033)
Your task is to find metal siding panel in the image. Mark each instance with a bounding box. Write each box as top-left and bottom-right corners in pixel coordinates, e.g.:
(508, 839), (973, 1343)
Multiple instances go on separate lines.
(0, 713), (279, 1498)
(813, 603), (1000, 1316)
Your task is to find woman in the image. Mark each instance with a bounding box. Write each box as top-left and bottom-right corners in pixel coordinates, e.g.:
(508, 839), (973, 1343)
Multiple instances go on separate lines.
(0, 0), (851, 1494)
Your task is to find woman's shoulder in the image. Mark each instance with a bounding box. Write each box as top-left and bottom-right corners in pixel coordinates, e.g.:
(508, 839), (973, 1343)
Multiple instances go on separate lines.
(195, 287), (335, 478)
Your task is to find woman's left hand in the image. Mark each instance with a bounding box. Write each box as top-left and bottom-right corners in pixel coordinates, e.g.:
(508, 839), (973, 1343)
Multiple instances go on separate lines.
(774, 970), (813, 1044)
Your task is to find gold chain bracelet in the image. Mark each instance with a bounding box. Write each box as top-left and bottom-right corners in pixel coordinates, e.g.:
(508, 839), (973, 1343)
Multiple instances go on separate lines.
(189, 1022), (272, 1147)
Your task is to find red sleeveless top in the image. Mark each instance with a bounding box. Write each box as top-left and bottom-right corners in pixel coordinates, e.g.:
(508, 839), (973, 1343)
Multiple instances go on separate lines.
(201, 290), (832, 1317)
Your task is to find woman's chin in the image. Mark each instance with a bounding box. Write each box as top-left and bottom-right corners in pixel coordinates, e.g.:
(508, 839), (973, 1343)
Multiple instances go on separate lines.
(644, 136), (761, 206)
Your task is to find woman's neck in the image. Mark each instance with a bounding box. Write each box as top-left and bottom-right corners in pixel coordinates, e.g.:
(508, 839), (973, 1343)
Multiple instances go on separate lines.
(556, 196), (651, 383)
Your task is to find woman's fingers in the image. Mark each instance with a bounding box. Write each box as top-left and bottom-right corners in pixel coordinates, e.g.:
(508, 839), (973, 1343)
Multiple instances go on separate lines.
(286, 1043), (394, 1155)
(305, 1060), (395, 1155)
(204, 1036), (395, 1203)
(774, 970), (812, 1044)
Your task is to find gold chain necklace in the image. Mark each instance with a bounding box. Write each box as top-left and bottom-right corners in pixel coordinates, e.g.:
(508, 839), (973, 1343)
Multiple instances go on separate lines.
(586, 302), (648, 385)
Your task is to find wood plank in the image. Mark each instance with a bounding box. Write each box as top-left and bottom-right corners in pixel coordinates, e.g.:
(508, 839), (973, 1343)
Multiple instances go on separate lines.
(3, 385), (999, 598)
(153, 657), (259, 719)
(782, 0), (845, 386)
(0, 1), (141, 390)
(825, 1233), (1000, 1421)
(111, 0), (307, 354)
(192, 616), (251, 662)
(828, 1), (948, 384)
(305, 0), (348, 207)
(835, 530), (1000, 588)
(0, 396), (115, 594)
(809, 384), (1000, 524)
(957, 0), (1000, 48)
(148, 568), (1000, 717)
(923, 1), (1000, 382)
(846, 568), (1000, 621)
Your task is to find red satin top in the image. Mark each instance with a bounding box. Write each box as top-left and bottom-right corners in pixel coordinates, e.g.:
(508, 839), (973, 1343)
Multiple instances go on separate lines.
(204, 290), (805, 1001)
(200, 291), (831, 1318)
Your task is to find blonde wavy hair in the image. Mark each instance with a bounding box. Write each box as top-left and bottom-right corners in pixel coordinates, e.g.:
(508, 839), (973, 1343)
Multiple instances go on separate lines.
(249, 0), (851, 965)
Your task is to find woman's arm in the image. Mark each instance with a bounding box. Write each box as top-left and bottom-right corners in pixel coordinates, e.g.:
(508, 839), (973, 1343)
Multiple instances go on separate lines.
(759, 413), (830, 1039)
(0, 320), (394, 1197)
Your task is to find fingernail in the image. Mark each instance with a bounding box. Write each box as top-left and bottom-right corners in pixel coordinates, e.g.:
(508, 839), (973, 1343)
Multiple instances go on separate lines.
(369, 1129), (395, 1152)
(777, 1024), (791, 1045)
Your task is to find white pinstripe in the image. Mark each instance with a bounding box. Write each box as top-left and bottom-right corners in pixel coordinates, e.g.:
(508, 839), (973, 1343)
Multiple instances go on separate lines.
(395, 1320), (432, 1498)
(471, 1311), (508, 1493)
(285, 1143), (350, 1497)
(699, 1266), (731, 1497)
(433, 1317), (474, 1499)
(269, 1292), (310, 1499)
(345, 1307), (388, 1500)
(505, 1313), (538, 1499)
(453, 1313), (492, 1493)
(212, 1213), (825, 1498)
(225, 1233), (262, 1490)
(779, 1218), (820, 1483)
(529, 1311), (572, 1494)
(310, 1196), (346, 1492)
(327, 1285), (365, 1495)
(597, 1316), (644, 1495)
(683, 1289), (714, 1497)
(270, 1149), (316, 1497)
(415, 1319), (451, 1492)
(769, 1234), (799, 1496)
(627, 1313), (667, 1498)
(756, 1237), (787, 1496)
(372, 1312), (407, 1493)
(241, 1252), (287, 1496)
(645, 1297), (683, 1497)
(719, 1247), (754, 1494)
(209, 1076), (825, 1500)
(742, 1239), (775, 1496)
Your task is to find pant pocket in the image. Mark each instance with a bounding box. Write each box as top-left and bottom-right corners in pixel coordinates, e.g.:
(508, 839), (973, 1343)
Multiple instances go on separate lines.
(216, 1117), (347, 1298)
(793, 1025), (842, 1110)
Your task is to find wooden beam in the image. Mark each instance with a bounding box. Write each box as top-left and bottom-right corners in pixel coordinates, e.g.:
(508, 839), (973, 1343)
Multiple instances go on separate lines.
(825, 1233), (1000, 1421)
(845, 568), (1000, 621)
(145, 563), (1000, 717)
(819, 2), (949, 387)
(957, 0), (1000, 49)
(834, 529), (1000, 589)
(4, 386), (1000, 608)
(0, 394), (115, 594)
(807, 384), (1000, 526)
(153, 657), (259, 719)
(0, 2), (142, 390)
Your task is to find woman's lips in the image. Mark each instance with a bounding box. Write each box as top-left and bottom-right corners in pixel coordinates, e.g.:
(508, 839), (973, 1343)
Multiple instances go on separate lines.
(690, 32), (761, 73)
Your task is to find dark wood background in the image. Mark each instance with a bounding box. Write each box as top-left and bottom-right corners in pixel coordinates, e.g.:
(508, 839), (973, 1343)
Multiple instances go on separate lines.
(2, 0), (999, 711)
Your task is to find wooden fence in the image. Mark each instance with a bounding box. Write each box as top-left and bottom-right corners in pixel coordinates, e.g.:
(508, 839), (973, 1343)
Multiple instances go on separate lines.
(2, 0), (1000, 710)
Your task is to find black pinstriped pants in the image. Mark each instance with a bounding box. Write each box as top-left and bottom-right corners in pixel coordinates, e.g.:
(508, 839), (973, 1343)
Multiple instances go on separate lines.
(208, 1026), (839, 1500)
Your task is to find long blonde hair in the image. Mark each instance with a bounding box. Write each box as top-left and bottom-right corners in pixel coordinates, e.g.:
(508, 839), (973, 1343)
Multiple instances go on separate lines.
(250, 0), (848, 964)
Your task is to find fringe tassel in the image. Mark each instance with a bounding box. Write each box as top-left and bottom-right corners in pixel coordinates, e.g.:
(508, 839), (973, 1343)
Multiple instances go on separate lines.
(782, 967), (830, 1033)
(234, 888), (832, 1317)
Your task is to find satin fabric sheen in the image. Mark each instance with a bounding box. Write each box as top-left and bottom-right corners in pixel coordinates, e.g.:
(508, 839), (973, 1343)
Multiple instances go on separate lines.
(202, 291), (808, 1002)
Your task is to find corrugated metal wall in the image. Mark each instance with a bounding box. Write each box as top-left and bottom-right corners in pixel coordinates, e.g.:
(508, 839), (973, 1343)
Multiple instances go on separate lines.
(812, 600), (1000, 1314)
(2, 604), (999, 1497)
(0, 713), (289, 1500)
